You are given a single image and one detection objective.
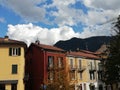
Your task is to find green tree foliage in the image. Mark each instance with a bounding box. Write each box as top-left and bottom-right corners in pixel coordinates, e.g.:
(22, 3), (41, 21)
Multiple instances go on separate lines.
(105, 15), (120, 84)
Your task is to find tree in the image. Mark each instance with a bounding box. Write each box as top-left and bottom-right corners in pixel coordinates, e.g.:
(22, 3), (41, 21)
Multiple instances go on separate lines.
(46, 66), (70, 90)
(104, 15), (120, 84)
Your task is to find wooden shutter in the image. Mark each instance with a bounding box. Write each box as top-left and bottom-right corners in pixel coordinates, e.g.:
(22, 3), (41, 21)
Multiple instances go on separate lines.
(9, 48), (12, 56)
(12, 65), (17, 74)
(18, 48), (21, 56)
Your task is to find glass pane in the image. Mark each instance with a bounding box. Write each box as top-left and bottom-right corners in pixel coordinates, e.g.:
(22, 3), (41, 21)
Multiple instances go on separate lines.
(48, 56), (54, 67)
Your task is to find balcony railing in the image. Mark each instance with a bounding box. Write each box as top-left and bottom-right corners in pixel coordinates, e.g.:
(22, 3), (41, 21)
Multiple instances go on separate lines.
(48, 64), (65, 71)
(97, 67), (103, 72)
(69, 65), (77, 71)
(57, 64), (64, 70)
(48, 65), (54, 71)
(48, 78), (54, 83)
(97, 63), (104, 72)
(89, 66), (96, 71)
(77, 66), (86, 72)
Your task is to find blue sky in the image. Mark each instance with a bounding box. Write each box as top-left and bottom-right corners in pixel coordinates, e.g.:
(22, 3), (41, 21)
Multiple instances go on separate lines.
(0, 0), (120, 45)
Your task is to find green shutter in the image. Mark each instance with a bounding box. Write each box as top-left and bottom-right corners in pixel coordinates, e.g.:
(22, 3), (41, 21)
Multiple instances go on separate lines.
(18, 48), (21, 56)
(9, 48), (12, 56)
(12, 65), (17, 74)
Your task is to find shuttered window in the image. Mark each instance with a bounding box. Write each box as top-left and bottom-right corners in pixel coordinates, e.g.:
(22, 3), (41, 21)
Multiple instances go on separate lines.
(58, 57), (63, 68)
(9, 47), (21, 56)
(48, 56), (54, 68)
(48, 72), (54, 81)
(12, 65), (18, 74)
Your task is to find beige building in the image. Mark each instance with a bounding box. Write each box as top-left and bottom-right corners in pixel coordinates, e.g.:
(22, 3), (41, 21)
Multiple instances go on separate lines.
(0, 36), (26, 90)
(66, 51), (104, 90)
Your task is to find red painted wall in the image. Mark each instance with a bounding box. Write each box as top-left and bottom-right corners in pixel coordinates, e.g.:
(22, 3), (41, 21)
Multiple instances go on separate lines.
(32, 46), (45, 90)
(25, 44), (66, 90)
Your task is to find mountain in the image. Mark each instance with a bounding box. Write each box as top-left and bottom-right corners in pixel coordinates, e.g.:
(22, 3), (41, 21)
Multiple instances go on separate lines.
(54, 36), (112, 52)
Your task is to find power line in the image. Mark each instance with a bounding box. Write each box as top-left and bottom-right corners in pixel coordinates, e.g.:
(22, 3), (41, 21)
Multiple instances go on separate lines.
(99, 17), (117, 25)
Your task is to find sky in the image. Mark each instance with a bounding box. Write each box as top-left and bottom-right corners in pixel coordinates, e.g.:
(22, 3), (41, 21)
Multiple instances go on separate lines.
(0, 0), (120, 45)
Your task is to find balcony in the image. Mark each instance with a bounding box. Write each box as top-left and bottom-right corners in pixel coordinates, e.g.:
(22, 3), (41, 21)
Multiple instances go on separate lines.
(57, 64), (64, 70)
(69, 65), (77, 71)
(77, 66), (86, 72)
(47, 65), (54, 71)
(48, 77), (54, 83)
(89, 66), (96, 72)
(97, 63), (104, 72)
(97, 68), (103, 73)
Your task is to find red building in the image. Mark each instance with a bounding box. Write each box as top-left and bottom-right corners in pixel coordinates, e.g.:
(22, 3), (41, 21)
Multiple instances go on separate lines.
(25, 41), (66, 90)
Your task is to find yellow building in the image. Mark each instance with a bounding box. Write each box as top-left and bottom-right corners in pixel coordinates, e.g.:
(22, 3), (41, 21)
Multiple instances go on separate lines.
(66, 51), (104, 90)
(0, 36), (27, 90)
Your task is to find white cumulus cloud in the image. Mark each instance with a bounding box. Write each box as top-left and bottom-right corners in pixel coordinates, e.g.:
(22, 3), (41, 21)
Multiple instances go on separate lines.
(82, 0), (120, 25)
(1, 0), (120, 45)
(0, 0), (46, 22)
(1, 0), (120, 26)
(83, 0), (120, 10)
(7, 23), (113, 46)
(7, 23), (80, 45)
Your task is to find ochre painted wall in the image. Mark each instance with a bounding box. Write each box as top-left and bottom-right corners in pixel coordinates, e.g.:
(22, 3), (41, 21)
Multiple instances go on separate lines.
(66, 56), (101, 86)
(0, 46), (25, 90)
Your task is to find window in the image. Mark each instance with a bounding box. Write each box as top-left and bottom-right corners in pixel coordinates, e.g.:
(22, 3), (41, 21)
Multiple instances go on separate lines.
(12, 65), (18, 74)
(48, 72), (54, 81)
(80, 84), (82, 90)
(98, 72), (102, 80)
(84, 84), (86, 90)
(9, 47), (21, 56)
(77, 84), (82, 90)
(98, 63), (103, 80)
(0, 84), (5, 90)
(78, 60), (82, 68)
(57, 72), (62, 81)
(98, 63), (103, 71)
(58, 57), (63, 68)
(89, 72), (95, 80)
(11, 84), (17, 90)
(89, 62), (95, 70)
(79, 72), (82, 80)
(70, 72), (75, 80)
(48, 56), (54, 68)
(70, 59), (73, 68)
(99, 85), (103, 90)
(90, 62), (92, 70)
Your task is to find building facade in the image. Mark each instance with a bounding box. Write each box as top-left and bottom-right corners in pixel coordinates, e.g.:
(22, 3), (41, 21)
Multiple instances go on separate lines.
(25, 41), (66, 90)
(0, 36), (27, 90)
(66, 51), (105, 90)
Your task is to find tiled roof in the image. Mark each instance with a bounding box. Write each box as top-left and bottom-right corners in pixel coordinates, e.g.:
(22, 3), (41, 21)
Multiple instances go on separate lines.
(0, 37), (26, 46)
(80, 50), (95, 54)
(32, 43), (65, 52)
(67, 51), (100, 59)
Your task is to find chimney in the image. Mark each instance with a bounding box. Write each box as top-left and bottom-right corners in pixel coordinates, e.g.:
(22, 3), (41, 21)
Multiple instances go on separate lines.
(4, 36), (9, 41)
(35, 39), (40, 45)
